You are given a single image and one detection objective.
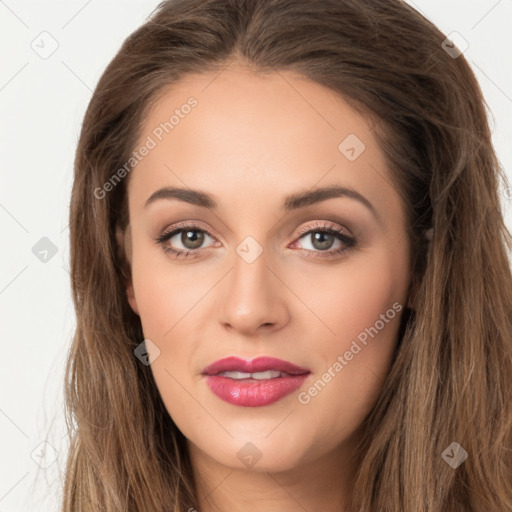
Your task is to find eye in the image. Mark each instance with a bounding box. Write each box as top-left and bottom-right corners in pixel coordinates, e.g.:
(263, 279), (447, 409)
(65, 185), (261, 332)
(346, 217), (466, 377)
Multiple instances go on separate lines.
(154, 221), (357, 260)
(155, 224), (217, 258)
(292, 221), (356, 258)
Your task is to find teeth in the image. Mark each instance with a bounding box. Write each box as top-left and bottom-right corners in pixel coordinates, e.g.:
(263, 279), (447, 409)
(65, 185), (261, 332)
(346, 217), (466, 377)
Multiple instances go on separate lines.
(218, 370), (283, 380)
(252, 370), (282, 380)
(219, 371), (252, 379)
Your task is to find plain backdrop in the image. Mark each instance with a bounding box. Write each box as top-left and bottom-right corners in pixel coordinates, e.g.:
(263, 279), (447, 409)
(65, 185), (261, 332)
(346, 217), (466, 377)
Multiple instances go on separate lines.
(0, 1), (511, 510)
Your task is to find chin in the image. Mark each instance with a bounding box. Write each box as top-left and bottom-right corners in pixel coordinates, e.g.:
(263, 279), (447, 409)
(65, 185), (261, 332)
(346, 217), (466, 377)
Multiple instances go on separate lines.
(215, 437), (308, 473)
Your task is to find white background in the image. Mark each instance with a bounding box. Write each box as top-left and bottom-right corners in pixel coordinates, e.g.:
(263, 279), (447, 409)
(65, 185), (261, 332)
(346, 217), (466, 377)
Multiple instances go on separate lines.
(0, 1), (511, 510)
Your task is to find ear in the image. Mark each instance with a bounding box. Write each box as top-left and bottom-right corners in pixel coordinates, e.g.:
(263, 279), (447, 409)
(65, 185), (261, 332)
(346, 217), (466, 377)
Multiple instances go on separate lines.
(115, 224), (139, 316)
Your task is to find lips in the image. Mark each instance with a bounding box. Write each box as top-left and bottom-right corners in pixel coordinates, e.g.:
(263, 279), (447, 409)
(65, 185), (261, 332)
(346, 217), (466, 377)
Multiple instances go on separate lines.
(202, 356), (311, 407)
(202, 356), (310, 376)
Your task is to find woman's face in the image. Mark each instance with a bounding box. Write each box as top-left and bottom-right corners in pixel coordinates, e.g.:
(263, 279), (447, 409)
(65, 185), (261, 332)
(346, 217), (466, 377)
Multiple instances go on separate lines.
(120, 64), (412, 475)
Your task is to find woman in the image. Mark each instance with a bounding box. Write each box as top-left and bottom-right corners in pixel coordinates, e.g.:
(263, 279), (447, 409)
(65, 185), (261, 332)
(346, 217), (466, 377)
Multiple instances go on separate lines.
(63, 0), (512, 510)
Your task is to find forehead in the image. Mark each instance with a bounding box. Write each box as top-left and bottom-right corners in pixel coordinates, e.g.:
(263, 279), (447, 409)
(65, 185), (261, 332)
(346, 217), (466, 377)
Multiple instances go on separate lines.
(127, 65), (400, 220)
(139, 65), (373, 154)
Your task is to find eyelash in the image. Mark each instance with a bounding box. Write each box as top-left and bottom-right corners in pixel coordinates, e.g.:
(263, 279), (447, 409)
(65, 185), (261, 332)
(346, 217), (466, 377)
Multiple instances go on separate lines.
(154, 221), (357, 260)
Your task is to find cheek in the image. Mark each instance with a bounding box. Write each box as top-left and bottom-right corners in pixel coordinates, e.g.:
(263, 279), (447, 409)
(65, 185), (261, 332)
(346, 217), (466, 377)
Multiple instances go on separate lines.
(292, 246), (409, 438)
(129, 244), (211, 404)
(293, 244), (409, 347)
(130, 256), (203, 431)
(130, 240), (209, 339)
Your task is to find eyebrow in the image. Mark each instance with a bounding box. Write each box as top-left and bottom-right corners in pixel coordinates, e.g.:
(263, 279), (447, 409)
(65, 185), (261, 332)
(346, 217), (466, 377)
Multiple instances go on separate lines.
(144, 184), (377, 217)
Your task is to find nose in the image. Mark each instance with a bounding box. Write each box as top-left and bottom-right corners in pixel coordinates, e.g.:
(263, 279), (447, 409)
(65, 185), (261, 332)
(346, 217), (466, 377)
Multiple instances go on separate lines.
(217, 247), (290, 336)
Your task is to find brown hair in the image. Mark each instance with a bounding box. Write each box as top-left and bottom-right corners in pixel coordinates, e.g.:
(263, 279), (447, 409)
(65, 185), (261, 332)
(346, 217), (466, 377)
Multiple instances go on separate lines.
(63, 0), (512, 510)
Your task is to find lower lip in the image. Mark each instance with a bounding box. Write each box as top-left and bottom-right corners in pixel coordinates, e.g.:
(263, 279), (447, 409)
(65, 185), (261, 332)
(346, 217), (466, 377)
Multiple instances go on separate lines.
(204, 374), (310, 407)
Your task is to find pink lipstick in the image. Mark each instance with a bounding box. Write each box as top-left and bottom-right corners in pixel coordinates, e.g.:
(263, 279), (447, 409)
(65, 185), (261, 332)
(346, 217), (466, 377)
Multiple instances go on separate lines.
(202, 356), (311, 407)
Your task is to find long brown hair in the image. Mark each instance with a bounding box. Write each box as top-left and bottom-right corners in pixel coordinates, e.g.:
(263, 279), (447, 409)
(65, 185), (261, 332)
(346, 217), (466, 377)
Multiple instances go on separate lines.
(63, 0), (512, 510)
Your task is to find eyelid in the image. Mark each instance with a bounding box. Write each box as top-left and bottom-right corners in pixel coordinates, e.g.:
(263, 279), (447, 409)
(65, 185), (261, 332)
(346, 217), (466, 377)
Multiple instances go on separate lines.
(294, 220), (353, 240)
(156, 220), (217, 240)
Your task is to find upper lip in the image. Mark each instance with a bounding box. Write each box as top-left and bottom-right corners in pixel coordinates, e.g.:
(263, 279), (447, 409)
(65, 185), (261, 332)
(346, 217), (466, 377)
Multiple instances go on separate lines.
(202, 356), (310, 376)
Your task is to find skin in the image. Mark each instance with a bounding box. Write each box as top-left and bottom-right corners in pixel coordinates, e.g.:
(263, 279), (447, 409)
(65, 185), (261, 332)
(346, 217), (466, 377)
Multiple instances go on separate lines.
(118, 62), (412, 512)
